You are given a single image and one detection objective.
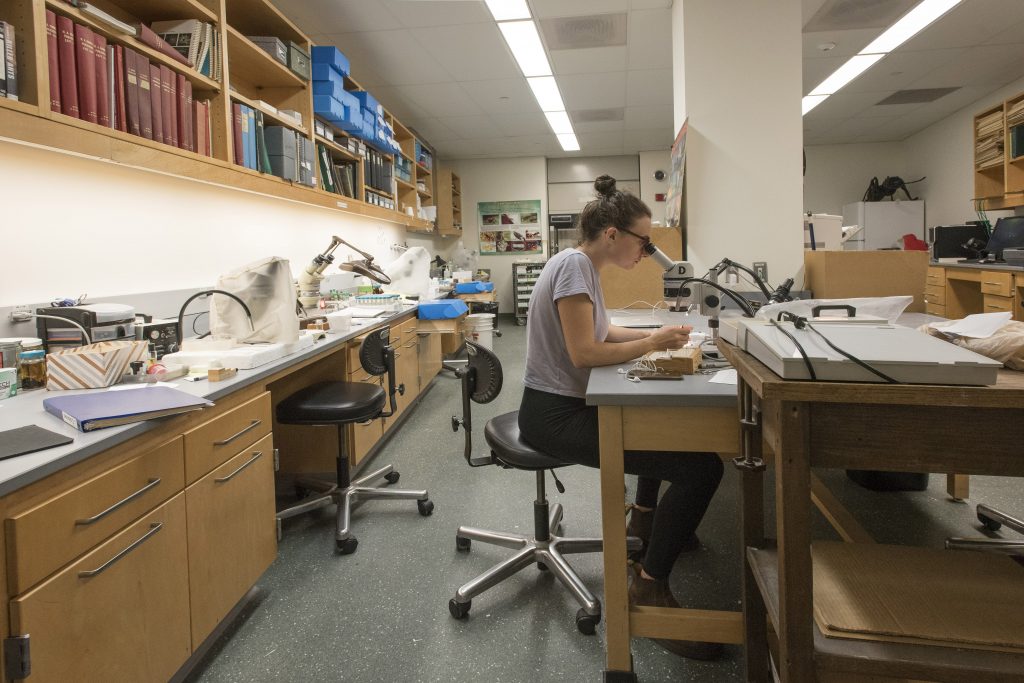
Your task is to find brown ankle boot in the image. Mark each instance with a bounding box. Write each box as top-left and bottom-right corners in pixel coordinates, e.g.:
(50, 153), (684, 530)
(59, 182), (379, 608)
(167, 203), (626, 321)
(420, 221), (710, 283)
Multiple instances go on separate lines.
(627, 567), (725, 661)
(625, 506), (700, 562)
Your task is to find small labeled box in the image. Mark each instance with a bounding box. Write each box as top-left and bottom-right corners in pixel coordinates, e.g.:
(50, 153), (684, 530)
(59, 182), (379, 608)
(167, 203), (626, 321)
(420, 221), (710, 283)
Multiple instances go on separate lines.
(287, 41), (311, 81)
(248, 36), (287, 66)
(311, 46), (350, 77)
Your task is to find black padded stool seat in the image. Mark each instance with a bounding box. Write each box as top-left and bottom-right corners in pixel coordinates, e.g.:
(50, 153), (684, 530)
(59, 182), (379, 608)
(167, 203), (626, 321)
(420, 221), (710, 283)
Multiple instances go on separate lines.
(276, 381), (386, 425)
(484, 411), (570, 471)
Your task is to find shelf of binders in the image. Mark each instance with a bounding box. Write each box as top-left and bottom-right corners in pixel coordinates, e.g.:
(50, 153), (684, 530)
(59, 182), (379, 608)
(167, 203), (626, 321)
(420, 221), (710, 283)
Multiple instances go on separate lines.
(314, 133), (359, 163)
(395, 176), (415, 191)
(231, 90), (306, 136)
(225, 26), (304, 89)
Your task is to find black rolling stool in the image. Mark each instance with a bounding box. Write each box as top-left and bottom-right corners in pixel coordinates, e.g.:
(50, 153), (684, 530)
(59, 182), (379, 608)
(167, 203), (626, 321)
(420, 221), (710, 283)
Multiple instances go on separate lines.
(447, 342), (641, 634)
(275, 326), (433, 554)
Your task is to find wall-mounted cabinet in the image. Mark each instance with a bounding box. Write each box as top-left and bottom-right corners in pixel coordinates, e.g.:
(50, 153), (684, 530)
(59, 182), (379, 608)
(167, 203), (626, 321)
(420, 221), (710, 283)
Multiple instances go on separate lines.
(0, 0), (439, 232)
(973, 92), (1024, 210)
(435, 166), (462, 237)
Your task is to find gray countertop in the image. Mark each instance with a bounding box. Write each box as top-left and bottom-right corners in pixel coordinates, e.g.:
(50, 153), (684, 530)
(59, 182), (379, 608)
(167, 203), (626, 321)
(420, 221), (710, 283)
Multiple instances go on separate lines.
(932, 261), (1024, 272)
(0, 306), (418, 497)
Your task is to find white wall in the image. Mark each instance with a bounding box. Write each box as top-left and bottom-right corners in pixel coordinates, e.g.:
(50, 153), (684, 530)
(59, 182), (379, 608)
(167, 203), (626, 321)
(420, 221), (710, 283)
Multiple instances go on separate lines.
(639, 150), (671, 226)
(448, 157), (547, 313)
(0, 139), (448, 308)
(803, 142), (909, 216)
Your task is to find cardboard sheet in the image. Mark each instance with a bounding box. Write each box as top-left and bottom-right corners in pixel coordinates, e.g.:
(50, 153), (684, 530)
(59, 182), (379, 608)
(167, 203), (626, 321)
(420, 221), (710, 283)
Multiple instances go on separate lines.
(812, 542), (1024, 653)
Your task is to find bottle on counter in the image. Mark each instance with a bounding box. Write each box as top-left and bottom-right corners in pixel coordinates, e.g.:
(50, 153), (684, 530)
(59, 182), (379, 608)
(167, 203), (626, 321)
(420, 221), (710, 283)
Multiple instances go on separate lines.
(17, 341), (47, 391)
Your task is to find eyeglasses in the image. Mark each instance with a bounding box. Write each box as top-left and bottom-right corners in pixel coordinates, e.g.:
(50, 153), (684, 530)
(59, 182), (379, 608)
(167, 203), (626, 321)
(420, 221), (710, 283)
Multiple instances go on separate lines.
(617, 226), (652, 251)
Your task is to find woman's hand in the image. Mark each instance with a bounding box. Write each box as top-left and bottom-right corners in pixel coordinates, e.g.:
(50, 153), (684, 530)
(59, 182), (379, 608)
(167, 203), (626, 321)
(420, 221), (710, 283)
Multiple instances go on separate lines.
(647, 325), (692, 351)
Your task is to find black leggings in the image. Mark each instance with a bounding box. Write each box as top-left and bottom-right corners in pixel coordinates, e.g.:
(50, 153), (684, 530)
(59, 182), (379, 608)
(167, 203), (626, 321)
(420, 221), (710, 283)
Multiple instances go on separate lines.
(518, 387), (724, 580)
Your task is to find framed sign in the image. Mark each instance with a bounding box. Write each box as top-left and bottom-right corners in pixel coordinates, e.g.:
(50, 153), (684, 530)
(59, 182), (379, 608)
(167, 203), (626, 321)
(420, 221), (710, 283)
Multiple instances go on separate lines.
(478, 199), (543, 255)
(665, 117), (688, 229)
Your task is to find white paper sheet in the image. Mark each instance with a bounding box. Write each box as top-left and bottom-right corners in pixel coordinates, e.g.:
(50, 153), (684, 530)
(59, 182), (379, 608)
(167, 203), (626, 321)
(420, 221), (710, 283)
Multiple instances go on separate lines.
(928, 311), (1012, 338)
(708, 369), (737, 385)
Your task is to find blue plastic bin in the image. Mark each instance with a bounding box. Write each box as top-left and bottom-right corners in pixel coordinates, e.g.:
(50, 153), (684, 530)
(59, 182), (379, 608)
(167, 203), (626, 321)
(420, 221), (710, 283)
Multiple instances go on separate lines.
(418, 299), (469, 319)
(454, 281), (494, 294)
(310, 46), (350, 77)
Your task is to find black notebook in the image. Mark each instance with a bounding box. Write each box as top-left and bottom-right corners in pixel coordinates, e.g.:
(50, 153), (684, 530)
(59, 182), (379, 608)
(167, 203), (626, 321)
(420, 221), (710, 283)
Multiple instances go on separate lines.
(0, 425), (74, 460)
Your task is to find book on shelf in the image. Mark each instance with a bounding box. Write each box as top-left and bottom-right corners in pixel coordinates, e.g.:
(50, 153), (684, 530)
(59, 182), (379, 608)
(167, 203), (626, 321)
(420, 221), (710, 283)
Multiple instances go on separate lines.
(43, 386), (212, 433)
(124, 46), (141, 135)
(94, 33), (109, 127)
(77, 2), (136, 37)
(160, 64), (175, 146)
(57, 15), (79, 117)
(137, 22), (191, 67)
(1, 21), (17, 101)
(246, 106), (257, 171)
(317, 142), (336, 193)
(46, 11), (61, 112)
(137, 54), (153, 139)
(113, 44), (126, 132)
(255, 110), (272, 174)
(74, 24), (98, 123)
(149, 63), (163, 144)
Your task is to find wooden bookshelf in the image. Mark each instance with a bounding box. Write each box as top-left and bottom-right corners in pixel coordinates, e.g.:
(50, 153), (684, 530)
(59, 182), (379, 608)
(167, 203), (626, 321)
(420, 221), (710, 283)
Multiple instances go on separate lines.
(0, 0), (446, 232)
(973, 92), (1024, 209)
(436, 166), (462, 237)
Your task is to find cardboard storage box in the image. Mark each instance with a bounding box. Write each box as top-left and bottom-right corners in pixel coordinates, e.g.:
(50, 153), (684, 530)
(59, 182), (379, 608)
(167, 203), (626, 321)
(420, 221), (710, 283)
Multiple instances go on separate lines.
(287, 41), (310, 80)
(248, 36), (287, 65)
(803, 250), (929, 313)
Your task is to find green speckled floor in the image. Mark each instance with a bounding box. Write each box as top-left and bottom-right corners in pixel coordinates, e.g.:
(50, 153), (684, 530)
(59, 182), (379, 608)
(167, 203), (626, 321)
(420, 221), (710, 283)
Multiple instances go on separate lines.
(189, 316), (1022, 683)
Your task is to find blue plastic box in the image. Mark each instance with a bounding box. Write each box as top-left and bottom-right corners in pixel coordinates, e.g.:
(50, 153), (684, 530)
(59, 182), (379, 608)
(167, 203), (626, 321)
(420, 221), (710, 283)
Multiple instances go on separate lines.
(310, 46), (350, 77)
(313, 95), (361, 131)
(352, 90), (380, 116)
(418, 299), (469, 320)
(454, 281), (494, 294)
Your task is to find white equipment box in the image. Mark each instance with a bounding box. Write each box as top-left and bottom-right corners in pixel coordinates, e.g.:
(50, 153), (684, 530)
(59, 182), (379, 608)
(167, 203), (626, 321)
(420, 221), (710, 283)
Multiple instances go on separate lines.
(724, 319), (1000, 385)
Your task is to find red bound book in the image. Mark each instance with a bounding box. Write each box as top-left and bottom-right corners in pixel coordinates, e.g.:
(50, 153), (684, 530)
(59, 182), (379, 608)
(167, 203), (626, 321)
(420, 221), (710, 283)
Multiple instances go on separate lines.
(74, 24), (98, 123)
(194, 99), (207, 156)
(137, 55), (153, 139)
(149, 63), (163, 144)
(160, 65), (174, 146)
(123, 47), (141, 136)
(184, 80), (194, 153)
(45, 11), (61, 113)
(176, 74), (188, 151)
(136, 23), (192, 67)
(94, 33), (109, 127)
(113, 44), (126, 132)
(232, 102), (243, 165)
(57, 15), (79, 118)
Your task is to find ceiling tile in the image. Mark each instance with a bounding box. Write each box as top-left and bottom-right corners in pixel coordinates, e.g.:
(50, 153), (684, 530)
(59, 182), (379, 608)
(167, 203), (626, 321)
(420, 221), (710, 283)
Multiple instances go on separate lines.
(533, 0), (631, 19)
(630, 0), (672, 8)
(803, 54), (846, 93)
(490, 112), (553, 137)
(274, 0), (402, 34)
(457, 78), (540, 115)
(409, 23), (521, 82)
(801, 28), (880, 61)
(321, 30), (452, 85)
(842, 48), (966, 94)
(624, 105), (672, 130)
(381, 0), (492, 28)
(367, 86), (418, 120)
(436, 115), (504, 140)
(626, 68), (672, 107)
(805, 89), (895, 121)
(627, 8), (673, 70)
(393, 82), (486, 118)
(578, 129), (625, 153)
(572, 118), (626, 133)
(560, 71), (628, 110)
(406, 117), (461, 143)
(623, 128), (670, 153)
(912, 43), (1024, 89)
(986, 18), (1024, 46)
(901, 0), (1024, 51)
(550, 46), (628, 75)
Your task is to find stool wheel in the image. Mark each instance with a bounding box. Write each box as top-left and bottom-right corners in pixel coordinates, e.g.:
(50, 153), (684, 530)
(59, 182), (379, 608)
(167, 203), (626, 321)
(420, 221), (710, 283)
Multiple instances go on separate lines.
(336, 537), (358, 554)
(384, 471), (400, 485)
(978, 510), (1002, 532)
(455, 536), (471, 552)
(418, 499), (434, 516)
(537, 561), (548, 571)
(449, 598), (471, 619)
(575, 608), (600, 635)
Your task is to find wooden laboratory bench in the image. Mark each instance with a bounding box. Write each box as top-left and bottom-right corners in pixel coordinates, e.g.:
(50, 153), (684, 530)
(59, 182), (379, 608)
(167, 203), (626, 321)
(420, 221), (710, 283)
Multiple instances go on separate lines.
(925, 262), (1024, 320)
(0, 306), (443, 681)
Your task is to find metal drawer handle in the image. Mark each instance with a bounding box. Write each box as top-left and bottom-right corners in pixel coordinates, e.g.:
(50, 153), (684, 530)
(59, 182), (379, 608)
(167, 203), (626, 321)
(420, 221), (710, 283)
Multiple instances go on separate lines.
(75, 478), (161, 526)
(402, 341), (417, 349)
(214, 419), (262, 446)
(215, 451), (263, 483)
(984, 281), (1003, 286)
(78, 522), (162, 578)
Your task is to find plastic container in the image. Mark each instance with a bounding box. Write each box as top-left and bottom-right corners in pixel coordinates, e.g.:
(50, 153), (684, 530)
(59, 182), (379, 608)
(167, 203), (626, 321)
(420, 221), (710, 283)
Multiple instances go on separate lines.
(17, 348), (47, 391)
(463, 313), (496, 350)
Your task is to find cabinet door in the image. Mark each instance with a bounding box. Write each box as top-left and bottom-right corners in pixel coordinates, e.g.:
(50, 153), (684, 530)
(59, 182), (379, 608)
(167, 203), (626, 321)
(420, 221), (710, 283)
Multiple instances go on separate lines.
(10, 495), (191, 683)
(418, 332), (442, 388)
(350, 375), (384, 465)
(384, 338), (419, 431)
(186, 433), (277, 646)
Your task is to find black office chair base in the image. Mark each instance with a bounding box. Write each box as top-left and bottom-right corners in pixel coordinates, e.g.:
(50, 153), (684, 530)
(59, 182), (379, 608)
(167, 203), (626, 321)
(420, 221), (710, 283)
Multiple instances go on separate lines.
(449, 500), (642, 634)
(275, 463), (432, 553)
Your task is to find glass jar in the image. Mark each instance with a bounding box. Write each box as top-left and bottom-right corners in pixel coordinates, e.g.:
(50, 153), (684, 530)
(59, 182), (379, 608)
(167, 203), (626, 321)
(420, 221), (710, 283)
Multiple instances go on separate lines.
(17, 349), (46, 391)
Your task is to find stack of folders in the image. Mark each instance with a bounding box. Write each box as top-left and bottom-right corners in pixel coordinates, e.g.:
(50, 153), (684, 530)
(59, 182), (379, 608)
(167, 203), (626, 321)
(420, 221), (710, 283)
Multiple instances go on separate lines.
(1007, 100), (1024, 159)
(316, 142), (357, 198)
(976, 109), (1005, 169)
(43, 386), (213, 433)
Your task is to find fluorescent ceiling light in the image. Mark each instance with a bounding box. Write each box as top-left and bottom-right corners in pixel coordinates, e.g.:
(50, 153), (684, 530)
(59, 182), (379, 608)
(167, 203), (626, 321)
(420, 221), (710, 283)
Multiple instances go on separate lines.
(557, 133), (580, 152)
(802, 95), (828, 116)
(860, 0), (962, 54)
(527, 76), (565, 111)
(498, 20), (552, 78)
(484, 0), (531, 22)
(544, 111), (574, 135)
(809, 53), (885, 96)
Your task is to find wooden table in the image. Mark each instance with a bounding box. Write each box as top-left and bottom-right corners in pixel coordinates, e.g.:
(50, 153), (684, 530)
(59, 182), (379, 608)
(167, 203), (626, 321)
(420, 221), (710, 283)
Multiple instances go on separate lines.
(719, 340), (1024, 682)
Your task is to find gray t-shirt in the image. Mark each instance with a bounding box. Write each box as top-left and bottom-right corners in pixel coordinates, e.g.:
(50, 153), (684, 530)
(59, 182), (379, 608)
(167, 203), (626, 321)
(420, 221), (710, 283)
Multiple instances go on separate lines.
(523, 248), (609, 398)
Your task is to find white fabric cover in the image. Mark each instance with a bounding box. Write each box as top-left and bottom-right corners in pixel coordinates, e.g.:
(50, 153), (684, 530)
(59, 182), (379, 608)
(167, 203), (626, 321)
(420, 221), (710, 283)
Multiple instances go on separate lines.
(210, 256), (299, 344)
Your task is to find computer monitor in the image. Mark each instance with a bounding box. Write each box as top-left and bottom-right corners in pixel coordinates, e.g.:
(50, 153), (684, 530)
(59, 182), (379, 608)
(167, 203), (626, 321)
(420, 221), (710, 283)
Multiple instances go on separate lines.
(984, 216), (1024, 259)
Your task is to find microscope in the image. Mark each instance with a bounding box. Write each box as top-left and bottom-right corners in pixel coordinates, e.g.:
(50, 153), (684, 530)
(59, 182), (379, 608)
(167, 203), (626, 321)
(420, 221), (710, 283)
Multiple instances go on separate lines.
(297, 236), (393, 308)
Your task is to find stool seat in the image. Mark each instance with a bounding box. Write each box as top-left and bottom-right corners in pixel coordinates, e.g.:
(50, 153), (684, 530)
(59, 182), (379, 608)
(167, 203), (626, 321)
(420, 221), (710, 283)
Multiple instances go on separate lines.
(276, 381), (386, 425)
(484, 411), (569, 471)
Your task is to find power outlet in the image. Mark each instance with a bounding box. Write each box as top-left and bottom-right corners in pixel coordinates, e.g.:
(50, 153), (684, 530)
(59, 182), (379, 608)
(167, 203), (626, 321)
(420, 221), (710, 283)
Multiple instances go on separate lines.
(753, 262), (768, 282)
(9, 305), (32, 323)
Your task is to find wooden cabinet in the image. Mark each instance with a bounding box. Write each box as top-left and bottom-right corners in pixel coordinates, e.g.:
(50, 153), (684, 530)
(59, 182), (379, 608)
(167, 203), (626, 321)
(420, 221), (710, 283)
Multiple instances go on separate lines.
(418, 331), (442, 389)
(436, 167), (462, 236)
(184, 391), (272, 483)
(10, 495), (192, 683)
(924, 265), (946, 316)
(931, 265), (1022, 320)
(349, 373), (384, 466)
(0, 0), (437, 231)
(973, 92), (1024, 209)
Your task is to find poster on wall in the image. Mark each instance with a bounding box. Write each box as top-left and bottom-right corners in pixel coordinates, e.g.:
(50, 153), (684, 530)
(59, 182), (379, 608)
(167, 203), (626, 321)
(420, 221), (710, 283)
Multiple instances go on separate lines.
(664, 117), (688, 229)
(478, 199), (543, 255)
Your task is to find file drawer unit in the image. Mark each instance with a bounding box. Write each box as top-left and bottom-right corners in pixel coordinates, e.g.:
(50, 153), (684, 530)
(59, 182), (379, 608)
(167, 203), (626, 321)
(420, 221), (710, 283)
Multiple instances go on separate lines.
(935, 265), (1020, 320)
(924, 266), (946, 317)
(183, 392), (272, 484)
(513, 261), (546, 326)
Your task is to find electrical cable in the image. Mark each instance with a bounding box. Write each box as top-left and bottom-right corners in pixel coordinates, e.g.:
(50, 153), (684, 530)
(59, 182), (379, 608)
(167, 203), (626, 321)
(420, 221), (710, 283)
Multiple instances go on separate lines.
(769, 318), (816, 380)
(678, 278), (757, 317)
(30, 314), (92, 345)
(719, 259), (775, 298)
(804, 321), (898, 384)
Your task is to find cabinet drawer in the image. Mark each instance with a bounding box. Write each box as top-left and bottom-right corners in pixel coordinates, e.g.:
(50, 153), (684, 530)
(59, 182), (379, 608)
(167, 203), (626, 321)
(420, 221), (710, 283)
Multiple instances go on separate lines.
(983, 293), (1014, 313)
(184, 392), (271, 484)
(924, 284), (945, 306)
(186, 433), (277, 646)
(351, 375), (383, 464)
(926, 266), (945, 284)
(980, 271), (1012, 296)
(10, 494), (191, 683)
(6, 437), (184, 595)
(400, 316), (419, 344)
(924, 302), (946, 317)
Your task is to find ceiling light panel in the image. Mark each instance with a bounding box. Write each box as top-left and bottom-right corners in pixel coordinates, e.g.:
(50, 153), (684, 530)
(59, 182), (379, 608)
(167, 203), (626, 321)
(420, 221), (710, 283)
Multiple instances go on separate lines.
(809, 53), (885, 95)
(557, 133), (580, 151)
(498, 20), (552, 77)
(802, 95), (829, 115)
(859, 0), (963, 54)
(544, 111), (574, 135)
(484, 0), (531, 22)
(527, 76), (566, 111)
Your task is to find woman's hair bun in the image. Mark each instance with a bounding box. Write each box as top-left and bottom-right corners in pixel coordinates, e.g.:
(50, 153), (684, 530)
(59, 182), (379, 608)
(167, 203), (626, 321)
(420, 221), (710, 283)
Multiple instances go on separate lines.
(594, 174), (617, 198)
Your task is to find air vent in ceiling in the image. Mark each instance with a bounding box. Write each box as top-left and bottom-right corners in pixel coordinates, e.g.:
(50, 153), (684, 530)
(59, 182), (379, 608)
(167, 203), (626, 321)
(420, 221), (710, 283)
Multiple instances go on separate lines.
(540, 13), (627, 51)
(571, 108), (625, 123)
(804, 0), (916, 32)
(876, 87), (960, 105)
